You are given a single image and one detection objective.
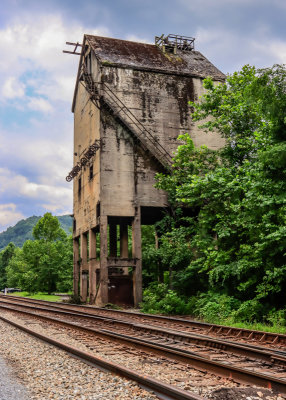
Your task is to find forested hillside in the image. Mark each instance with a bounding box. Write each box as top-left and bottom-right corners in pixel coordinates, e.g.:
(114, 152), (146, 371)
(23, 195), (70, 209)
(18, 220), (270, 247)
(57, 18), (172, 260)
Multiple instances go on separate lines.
(0, 215), (72, 250)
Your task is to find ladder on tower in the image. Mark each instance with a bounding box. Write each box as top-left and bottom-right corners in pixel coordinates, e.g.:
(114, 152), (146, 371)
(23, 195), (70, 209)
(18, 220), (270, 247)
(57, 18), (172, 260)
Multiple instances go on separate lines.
(81, 66), (173, 171)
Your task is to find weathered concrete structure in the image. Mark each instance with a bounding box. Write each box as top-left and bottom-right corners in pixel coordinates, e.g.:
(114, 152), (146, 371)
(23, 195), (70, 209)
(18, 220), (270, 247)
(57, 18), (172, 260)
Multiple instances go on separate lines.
(69, 34), (225, 307)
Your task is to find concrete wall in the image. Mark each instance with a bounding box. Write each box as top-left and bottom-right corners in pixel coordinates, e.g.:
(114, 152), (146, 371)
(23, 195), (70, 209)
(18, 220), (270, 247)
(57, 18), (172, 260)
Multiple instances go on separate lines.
(73, 52), (101, 237)
(98, 66), (224, 215)
(73, 50), (225, 232)
(100, 114), (136, 217)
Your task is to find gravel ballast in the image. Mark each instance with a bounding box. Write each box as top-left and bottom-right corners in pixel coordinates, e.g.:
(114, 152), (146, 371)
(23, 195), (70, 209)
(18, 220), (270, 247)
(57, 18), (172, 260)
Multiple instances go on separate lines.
(0, 312), (284, 400)
(0, 319), (158, 400)
(0, 354), (29, 399)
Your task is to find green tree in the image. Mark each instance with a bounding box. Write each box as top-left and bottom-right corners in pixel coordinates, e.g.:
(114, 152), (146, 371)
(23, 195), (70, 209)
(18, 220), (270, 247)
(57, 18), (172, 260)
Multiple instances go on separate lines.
(0, 242), (16, 289)
(154, 64), (286, 320)
(6, 247), (38, 293)
(7, 213), (73, 294)
(33, 212), (66, 241)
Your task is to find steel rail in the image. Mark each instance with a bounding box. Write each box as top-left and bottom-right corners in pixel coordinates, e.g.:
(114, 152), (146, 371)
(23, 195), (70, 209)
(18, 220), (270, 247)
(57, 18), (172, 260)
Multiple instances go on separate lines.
(0, 303), (286, 394)
(0, 297), (285, 364)
(0, 313), (203, 400)
(88, 309), (286, 346)
(3, 294), (285, 346)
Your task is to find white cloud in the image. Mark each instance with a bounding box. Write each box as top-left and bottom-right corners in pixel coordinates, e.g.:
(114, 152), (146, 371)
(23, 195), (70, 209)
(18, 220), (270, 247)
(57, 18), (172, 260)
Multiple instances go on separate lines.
(2, 77), (26, 99)
(0, 14), (110, 104)
(41, 204), (72, 215)
(0, 168), (72, 214)
(0, 204), (25, 232)
(179, 0), (271, 12)
(195, 26), (286, 73)
(125, 34), (151, 44)
(0, 121), (73, 185)
(0, 13), (109, 221)
(27, 97), (53, 113)
(251, 38), (286, 64)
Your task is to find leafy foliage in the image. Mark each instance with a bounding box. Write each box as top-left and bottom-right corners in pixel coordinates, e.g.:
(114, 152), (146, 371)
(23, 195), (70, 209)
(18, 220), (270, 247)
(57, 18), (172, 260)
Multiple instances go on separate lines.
(6, 213), (73, 294)
(0, 242), (16, 289)
(140, 283), (191, 315)
(141, 64), (286, 324)
(192, 292), (241, 323)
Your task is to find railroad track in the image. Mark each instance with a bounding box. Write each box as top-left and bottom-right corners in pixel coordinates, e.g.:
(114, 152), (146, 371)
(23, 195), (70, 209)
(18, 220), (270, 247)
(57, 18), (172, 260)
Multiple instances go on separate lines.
(3, 294), (286, 348)
(0, 296), (285, 398)
(0, 297), (286, 367)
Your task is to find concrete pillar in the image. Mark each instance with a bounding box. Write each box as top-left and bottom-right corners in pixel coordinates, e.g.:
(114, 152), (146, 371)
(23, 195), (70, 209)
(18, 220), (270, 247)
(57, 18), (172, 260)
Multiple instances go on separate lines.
(100, 216), (108, 305)
(89, 228), (97, 305)
(109, 224), (117, 257)
(120, 223), (129, 275)
(120, 223), (128, 257)
(80, 233), (88, 302)
(81, 233), (88, 268)
(80, 272), (88, 302)
(132, 208), (142, 306)
(73, 238), (80, 297)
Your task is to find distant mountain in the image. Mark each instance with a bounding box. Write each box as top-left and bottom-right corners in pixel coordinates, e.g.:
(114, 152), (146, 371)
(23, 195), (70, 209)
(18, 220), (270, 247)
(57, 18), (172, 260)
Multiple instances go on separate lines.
(0, 215), (73, 251)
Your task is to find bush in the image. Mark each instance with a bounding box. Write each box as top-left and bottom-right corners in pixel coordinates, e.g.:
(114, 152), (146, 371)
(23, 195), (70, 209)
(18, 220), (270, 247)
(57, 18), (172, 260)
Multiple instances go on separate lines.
(266, 308), (286, 327)
(192, 292), (240, 323)
(140, 283), (191, 315)
(231, 299), (265, 323)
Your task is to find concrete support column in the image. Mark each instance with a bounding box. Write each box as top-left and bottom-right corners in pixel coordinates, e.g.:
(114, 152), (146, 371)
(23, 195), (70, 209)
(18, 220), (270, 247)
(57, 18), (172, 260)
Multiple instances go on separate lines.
(80, 272), (88, 303)
(80, 233), (88, 302)
(120, 224), (128, 257)
(120, 223), (129, 275)
(100, 215), (109, 305)
(109, 224), (117, 257)
(89, 229), (97, 305)
(81, 233), (88, 268)
(132, 207), (142, 307)
(73, 238), (80, 297)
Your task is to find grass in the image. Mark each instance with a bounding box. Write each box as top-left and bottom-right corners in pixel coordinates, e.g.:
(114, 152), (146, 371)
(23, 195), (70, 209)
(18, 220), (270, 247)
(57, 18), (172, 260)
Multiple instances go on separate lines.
(221, 320), (286, 335)
(141, 308), (286, 335)
(7, 292), (63, 302)
(186, 314), (286, 335)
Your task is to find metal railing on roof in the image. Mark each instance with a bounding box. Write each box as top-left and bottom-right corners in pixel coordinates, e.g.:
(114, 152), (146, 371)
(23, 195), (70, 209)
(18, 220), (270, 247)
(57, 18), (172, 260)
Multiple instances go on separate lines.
(155, 34), (195, 53)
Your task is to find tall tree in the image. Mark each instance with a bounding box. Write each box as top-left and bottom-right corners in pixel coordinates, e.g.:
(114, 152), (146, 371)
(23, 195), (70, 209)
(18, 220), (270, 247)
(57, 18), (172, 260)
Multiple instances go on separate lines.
(33, 212), (66, 241)
(0, 242), (16, 289)
(156, 65), (286, 318)
(7, 213), (73, 294)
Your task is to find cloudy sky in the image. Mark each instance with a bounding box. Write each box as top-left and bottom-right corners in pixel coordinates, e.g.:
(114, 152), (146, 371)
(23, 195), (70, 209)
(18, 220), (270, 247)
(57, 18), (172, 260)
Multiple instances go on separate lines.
(0, 0), (285, 232)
